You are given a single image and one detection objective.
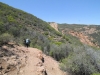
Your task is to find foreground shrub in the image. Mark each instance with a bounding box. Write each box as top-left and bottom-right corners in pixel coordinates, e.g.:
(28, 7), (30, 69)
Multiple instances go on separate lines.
(60, 45), (100, 75)
(49, 43), (72, 61)
(0, 33), (13, 45)
(92, 73), (100, 75)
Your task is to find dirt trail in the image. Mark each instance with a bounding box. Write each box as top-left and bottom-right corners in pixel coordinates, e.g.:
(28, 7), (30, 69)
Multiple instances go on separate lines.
(0, 45), (67, 75)
(16, 47), (67, 75)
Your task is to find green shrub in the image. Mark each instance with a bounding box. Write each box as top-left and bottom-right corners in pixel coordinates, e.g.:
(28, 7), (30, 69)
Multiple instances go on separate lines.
(48, 37), (53, 41)
(49, 51), (53, 57)
(59, 58), (68, 71)
(59, 45), (100, 75)
(0, 21), (6, 34)
(44, 32), (49, 35)
(7, 15), (16, 23)
(8, 27), (20, 37)
(63, 35), (69, 41)
(92, 73), (100, 75)
(54, 42), (62, 45)
(34, 44), (41, 50)
(55, 32), (62, 36)
(0, 33), (13, 45)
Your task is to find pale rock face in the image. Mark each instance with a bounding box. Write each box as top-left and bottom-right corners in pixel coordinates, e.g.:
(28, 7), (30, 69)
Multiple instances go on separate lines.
(49, 22), (59, 31)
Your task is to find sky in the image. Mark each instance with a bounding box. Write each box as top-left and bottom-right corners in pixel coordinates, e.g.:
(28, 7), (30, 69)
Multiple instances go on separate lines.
(0, 0), (100, 25)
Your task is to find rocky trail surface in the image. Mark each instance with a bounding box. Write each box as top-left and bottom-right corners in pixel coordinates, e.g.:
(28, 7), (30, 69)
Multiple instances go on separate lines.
(0, 44), (67, 75)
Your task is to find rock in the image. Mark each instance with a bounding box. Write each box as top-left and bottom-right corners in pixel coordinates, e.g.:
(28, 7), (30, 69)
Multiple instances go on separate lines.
(37, 52), (44, 63)
(37, 66), (46, 75)
(10, 55), (17, 59)
(2, 46), (8, 49)
(36, 62), (43, 66)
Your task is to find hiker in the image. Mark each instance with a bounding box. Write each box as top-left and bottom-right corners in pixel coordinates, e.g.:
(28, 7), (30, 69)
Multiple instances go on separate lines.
(24, 38), (30, 48)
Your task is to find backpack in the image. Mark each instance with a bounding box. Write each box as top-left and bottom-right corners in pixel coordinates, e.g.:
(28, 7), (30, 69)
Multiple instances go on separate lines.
(26, 39), (29, 44)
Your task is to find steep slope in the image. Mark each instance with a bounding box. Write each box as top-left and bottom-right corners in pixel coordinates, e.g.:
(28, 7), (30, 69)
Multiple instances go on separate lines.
(69, 31), (96, 47)
(58, 24), (100, 48)
(0, 2), (68, 58)
(1, 2), (100, 75)
(0, 2), (61, 39)
(0, 44), (67, 75)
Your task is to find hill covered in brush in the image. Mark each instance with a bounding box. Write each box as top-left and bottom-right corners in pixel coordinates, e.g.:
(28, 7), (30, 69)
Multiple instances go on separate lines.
(0, 2), (70, 55)
(0, 2), (100, 75)
(58, 23), (100, 48)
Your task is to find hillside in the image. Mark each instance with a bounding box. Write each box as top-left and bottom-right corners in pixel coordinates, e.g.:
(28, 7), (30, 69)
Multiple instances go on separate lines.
(0, 2), (70, 75)
(0, 2), (66, 43)
(0, 2), (69, 57)
(0, 2), (100, 75)
(58, 24), (100, 48)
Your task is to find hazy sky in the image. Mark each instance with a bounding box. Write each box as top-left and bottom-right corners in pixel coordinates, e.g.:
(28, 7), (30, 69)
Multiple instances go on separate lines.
(0, 0), (100, 25)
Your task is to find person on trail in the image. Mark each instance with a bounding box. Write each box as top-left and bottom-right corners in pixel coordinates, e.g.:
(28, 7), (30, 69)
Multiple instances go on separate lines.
(24, 38), (30, 48)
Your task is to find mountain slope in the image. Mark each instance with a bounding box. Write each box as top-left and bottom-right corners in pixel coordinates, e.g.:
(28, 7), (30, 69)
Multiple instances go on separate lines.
(0, 2), (69, 75)
(1, 2), (100, 75)
(0, 2), (64, 42)
(58, 23), (100, 48)
(0, 2), (69, 58)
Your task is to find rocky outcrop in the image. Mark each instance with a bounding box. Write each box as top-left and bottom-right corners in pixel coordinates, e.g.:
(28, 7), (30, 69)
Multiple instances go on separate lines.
(48, 22), (59, 31)
(0, 45), (28, 75)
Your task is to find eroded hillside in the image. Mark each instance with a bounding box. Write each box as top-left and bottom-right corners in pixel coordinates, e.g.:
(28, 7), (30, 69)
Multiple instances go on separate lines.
(58, 24), (100, 48)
